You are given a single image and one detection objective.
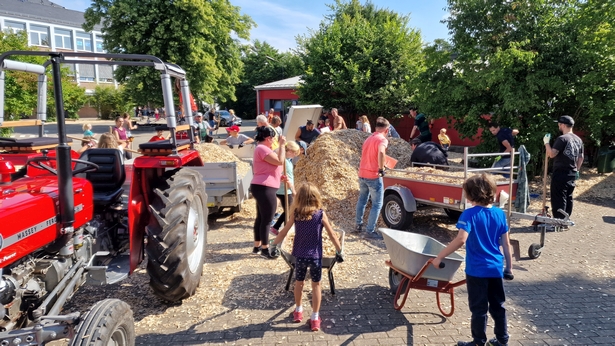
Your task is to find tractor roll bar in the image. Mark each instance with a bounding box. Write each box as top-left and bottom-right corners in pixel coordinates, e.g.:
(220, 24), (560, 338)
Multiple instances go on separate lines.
(0, 50), (197, 231)
(0, 50), (196, 142)
(0, 59), (47, 127)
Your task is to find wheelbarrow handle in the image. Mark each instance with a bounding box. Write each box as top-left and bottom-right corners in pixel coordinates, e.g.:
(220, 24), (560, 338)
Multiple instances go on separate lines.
(426, 258), (445, 269)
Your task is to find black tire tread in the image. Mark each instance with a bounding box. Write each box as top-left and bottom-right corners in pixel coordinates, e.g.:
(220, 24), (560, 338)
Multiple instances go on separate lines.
(145, 168), (208, 302)
(382, 194), (414, 230)
(70, 299), (135, 346)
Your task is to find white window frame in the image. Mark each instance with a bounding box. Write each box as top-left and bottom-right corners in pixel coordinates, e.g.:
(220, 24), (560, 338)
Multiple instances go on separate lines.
(4, 20), (26, 33)
(54, 28), (73, 49)
(95, 34), (105, 53)
(76, 32), (92, 52)
(97, 64), (114, 83)
(78, 64), (95, 82)
(29, 24), (50, 47)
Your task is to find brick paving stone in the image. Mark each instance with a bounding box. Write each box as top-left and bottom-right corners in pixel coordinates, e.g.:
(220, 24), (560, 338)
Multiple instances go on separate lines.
(59, 196), (615, 346)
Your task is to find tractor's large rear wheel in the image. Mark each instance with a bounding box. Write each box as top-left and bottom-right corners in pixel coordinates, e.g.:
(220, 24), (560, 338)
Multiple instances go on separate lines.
(70, 299), (135, 346)
(146, 168), (208, 302)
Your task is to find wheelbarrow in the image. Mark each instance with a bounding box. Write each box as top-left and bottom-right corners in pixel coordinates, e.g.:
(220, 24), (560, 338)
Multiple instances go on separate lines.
(279, 230), (345, 295)
(380, 228), (466, 317)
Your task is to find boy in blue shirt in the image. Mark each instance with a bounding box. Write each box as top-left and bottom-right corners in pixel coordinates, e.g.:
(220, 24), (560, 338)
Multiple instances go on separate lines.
(432, 173), (513, 346)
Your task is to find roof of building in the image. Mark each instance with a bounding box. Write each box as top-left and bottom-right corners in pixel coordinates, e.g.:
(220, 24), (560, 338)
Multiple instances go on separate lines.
(254, 76), (303, 90)
(0, 0), (102, 31)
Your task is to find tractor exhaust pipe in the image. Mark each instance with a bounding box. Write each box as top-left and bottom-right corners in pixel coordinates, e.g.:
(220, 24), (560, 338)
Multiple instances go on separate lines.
(50, 55), (75, 231)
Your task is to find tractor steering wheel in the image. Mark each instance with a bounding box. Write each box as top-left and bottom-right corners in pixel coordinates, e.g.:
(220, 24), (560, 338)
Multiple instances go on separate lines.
(26, 156), (99, 176)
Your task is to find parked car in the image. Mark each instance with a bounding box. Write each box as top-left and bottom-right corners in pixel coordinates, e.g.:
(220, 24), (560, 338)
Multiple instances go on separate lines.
(216, 110), (242, 127)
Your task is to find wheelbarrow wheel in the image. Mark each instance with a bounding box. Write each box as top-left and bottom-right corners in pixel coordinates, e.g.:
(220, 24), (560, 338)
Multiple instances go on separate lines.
(528, 243), (542, 259)
(388, 268), (408, 293)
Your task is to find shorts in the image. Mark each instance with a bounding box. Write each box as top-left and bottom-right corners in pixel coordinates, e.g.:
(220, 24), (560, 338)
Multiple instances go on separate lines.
(294, 257), (322, 282)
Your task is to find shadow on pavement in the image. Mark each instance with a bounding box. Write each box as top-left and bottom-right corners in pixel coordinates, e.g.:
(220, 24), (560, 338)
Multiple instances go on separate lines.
(136, 281), (422, 345)
(602, 216), (615, 224)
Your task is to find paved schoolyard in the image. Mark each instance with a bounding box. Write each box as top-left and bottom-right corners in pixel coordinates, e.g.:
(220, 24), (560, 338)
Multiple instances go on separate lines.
(124, 193), (615, 346)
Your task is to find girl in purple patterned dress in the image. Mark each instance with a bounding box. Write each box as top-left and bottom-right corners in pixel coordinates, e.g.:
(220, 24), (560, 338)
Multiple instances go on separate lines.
(270, 183), (343, 331)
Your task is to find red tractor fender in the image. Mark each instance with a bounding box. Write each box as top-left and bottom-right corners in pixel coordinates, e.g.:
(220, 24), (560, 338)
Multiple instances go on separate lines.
(128, 149), (204, 273)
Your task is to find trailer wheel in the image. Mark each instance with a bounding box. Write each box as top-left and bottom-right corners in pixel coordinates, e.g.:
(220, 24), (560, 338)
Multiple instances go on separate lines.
(146, 168), (208, 302)
(70, 299), (135, 346)
(444, 208), (462, 221)
(528, 243), (542, 259)
(382, 194), (413, 229)
(388, 268), (408, 293)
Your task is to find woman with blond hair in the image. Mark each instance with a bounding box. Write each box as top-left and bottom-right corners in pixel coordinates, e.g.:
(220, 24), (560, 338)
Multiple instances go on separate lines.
(360, 115), (371, 133)
(97, 132), (125, 162)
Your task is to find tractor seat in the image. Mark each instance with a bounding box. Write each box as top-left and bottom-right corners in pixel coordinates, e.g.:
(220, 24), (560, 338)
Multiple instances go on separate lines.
(77, 149), (126, 207)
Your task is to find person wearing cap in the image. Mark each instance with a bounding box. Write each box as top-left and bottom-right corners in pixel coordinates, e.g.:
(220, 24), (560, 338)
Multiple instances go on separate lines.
(193, 112), (213, 142)
(543, 115), (584, 220)
(220, 125), (254, 148)
(410, 138), (449, 168)
(488, 121), (519, 176)
(295, 119), (321, 147)
(251, 126), (287, 258)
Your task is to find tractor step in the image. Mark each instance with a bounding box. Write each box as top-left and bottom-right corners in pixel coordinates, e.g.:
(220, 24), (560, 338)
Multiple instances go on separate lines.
(85, 252), (130, 285)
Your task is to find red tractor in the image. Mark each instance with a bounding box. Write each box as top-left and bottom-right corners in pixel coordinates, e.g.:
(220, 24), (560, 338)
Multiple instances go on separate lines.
(0, 51), (208, 345)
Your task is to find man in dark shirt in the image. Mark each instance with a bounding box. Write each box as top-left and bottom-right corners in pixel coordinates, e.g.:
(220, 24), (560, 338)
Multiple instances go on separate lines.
(410, 138), (449, 167)
(295, 119), (321, 146)
(544, 115), (584, 220)
(488, 122), (519, 176)
(409, 107), (433, 143)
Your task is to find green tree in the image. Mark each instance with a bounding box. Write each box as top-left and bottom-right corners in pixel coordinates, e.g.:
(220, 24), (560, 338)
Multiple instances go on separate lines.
(416, 0), (615, 171)
(296, 0), (423, 118)
(222, 41), (304, 118)
(87, 85), (133, 120)
(0, 31), (42, 123)
(83, 0), (254, 108)
(0, 31), (86, 131)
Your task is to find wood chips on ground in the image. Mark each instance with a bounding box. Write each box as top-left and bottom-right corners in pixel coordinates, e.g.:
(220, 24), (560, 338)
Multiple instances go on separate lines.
(195, 143), (251, 176)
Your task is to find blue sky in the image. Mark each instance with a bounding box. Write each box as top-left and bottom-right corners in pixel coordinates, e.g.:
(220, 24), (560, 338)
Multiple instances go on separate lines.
(52, 0), (450, 52)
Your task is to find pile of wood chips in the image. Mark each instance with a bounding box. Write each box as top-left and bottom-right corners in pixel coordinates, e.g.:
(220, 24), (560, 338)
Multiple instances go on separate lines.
(195, 143), (251, 176)
(293, 130), (413, 231)
(388, 166), (467, 184)
(281, 228), (340, 257)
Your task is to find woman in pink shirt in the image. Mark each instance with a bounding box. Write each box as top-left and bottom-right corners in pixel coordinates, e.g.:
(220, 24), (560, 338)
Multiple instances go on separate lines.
(251, 126), (287, 258)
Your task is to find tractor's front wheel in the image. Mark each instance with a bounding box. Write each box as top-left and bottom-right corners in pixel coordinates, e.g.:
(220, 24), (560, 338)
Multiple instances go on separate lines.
(70, 299), (135, 346)
(146, 168), (208, 302)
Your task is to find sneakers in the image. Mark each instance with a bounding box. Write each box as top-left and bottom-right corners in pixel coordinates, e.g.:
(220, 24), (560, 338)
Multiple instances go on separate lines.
(269, 227), (279, 236)
(364, 231), (383, 240)
(487, 338), (507, 346)
(260, 248), (275, 259)
(252, 246), (261, 254)
(293, 310), (303, 323)
(354, 224), (363, 233)
(310, 317), (321, 331)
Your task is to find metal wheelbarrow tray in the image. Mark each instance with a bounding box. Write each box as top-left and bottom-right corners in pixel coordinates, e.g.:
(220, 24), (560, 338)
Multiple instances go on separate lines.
(280, 230), (345, 295)
(380, 228), (466, 317)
